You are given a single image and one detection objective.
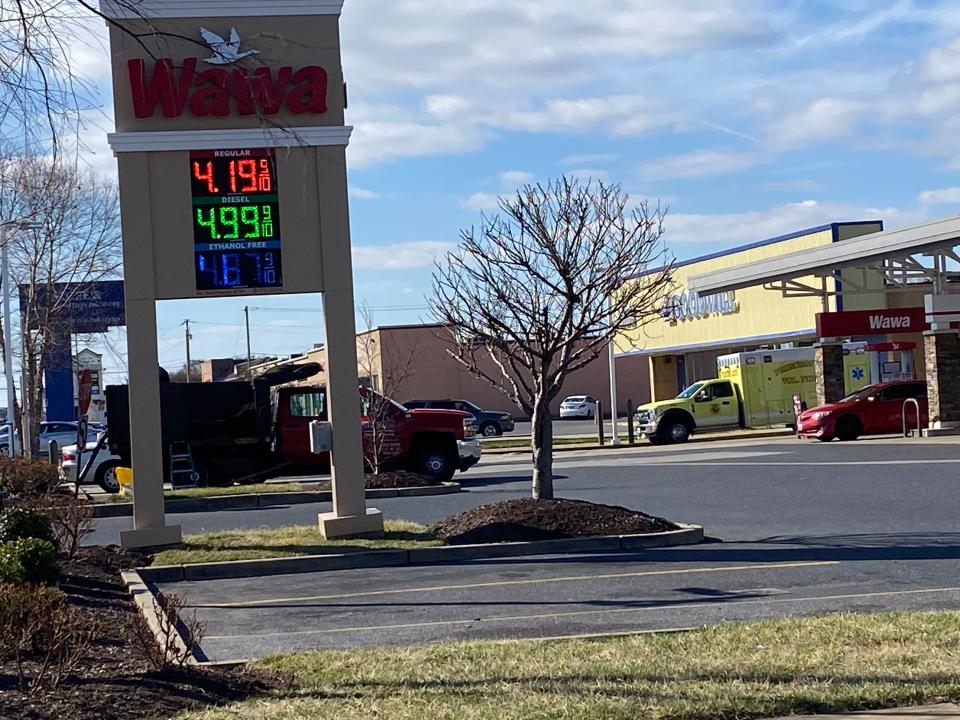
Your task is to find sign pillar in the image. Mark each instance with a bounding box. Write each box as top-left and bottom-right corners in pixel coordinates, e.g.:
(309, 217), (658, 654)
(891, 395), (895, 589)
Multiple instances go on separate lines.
(103, 0), (382, 546)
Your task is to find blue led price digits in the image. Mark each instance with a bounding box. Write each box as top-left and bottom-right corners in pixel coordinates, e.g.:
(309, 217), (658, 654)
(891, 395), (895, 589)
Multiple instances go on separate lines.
(190, 148), (283, 292)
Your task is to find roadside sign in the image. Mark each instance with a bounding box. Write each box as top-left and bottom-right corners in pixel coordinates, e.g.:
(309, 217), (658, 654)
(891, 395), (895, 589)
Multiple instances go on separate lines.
(78, 369), (93, 416)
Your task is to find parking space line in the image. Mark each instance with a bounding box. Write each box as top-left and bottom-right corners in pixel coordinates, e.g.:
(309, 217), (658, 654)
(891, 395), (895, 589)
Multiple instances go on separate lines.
(194, 560), (839, 609)
(204, 586), (960, 640)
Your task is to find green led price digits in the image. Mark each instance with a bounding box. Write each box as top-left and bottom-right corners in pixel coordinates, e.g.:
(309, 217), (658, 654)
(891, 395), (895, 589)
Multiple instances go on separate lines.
(195, 205), (275, 241)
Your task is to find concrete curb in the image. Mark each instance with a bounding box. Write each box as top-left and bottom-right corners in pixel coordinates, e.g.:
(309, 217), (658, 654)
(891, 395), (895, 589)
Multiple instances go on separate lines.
(482, 430), (794, 455)
(121, 569), (199, 667)
(138, 523), (704, 583)
(92, 482), (461, 518)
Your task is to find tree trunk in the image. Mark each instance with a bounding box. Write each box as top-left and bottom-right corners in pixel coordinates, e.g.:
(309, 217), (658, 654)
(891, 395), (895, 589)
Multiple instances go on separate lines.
(531, 393), (554, 500)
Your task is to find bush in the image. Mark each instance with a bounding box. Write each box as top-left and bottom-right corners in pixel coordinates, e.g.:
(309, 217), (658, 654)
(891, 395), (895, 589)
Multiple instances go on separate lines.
(32, 493), (93, 558)
(0, 582), (101, 691)
(0, 457), (61, 498)
(0, 505), (55, 544)
(0, 537), (59, 585)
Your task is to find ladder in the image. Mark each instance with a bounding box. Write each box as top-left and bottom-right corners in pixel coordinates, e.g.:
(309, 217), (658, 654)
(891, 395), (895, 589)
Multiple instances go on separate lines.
(169, 441), (200, 488)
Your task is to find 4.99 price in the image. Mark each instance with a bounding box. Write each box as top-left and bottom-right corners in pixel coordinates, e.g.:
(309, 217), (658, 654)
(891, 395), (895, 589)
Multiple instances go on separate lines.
(196, 205), (275, 240)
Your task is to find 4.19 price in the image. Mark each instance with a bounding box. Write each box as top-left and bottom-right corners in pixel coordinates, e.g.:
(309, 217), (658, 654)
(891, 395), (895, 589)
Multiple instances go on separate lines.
(196, 204), (275, 240)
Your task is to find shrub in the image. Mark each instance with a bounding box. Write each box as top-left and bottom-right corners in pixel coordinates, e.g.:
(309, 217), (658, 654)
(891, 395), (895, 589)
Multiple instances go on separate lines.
(0, 582), (101, 691)
(0, 538), (59, 585)
(0, 505), (55, 544)
(33, 493), (93, 558)
(0, 457), (61, 498)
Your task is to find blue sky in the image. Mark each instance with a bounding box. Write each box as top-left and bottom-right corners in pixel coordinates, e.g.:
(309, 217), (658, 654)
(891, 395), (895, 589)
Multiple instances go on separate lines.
(71, 0), (960, 380)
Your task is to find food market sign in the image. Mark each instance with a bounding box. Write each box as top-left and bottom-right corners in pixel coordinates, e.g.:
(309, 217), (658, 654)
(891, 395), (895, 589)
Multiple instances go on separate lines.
(105, 0), (351, 300)
(103, 0), (378, 549)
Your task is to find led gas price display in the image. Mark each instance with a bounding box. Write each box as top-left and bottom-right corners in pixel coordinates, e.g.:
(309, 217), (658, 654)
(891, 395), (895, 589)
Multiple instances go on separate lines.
(190, 148), (283, 292)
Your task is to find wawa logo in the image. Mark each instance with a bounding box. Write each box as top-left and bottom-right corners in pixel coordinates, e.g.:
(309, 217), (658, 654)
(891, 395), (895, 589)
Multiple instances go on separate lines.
(127, 27), (328, 119)
(868, 314), (913, 330)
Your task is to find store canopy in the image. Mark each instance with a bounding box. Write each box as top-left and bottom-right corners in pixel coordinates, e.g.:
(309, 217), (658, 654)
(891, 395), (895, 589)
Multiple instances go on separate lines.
(688, 215), (960, 297)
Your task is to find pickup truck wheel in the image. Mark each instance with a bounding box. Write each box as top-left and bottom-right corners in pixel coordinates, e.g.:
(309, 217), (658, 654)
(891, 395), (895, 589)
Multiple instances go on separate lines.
(417, 445), (457, 483)
(95, 461), (122, 494)
(835, 416), (862, 442)
(660, 418), (691, 444)
(480, 422), (499, 437)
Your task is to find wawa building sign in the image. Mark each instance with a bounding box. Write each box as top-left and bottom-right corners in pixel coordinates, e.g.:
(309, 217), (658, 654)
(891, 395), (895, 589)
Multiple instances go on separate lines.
(816, 307), (927, 337)
(128, 27), (329, 119)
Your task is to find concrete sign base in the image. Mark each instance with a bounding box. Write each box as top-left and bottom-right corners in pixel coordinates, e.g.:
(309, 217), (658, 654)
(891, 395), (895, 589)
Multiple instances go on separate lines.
(318, 508), (384, 540)
(121, 525), (183, 549)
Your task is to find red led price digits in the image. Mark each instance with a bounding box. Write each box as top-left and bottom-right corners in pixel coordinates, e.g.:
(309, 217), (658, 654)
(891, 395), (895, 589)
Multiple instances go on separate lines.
(193, 161), (219, 193)
(229, 159), (274, 193)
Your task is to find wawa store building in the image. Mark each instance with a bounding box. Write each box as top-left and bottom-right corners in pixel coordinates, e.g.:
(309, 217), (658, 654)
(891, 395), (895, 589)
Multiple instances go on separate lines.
(615, 221), (931, 401)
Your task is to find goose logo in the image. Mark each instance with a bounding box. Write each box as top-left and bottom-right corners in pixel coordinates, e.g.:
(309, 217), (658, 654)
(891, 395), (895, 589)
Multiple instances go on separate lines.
(201, 27), (259, 65)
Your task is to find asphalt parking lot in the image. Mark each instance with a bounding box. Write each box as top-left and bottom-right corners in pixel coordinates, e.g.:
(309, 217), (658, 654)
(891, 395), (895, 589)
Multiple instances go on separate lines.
(108, 434), (960, 660)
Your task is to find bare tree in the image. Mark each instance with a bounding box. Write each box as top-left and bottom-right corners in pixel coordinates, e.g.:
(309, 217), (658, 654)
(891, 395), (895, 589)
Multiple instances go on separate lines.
(431, 177), (673, 500)
(0, 154), (122, 455)
(356, 303), (420, 476)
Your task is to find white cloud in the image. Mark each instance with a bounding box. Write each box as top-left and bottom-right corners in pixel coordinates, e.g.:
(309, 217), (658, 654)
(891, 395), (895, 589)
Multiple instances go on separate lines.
(350, 187), (381, 200)
(500, 170), (535, 187)
(913, 37), (960, 84)
(918, 187), (960, 205)
(665, 199), (920, 245)
(767, 97), (865, 149)
(353, 241), (454, 270)
(459, 192), (502, 211)
(498, 95), (672, 136)
(566, 168), (609, 182)
(561, 153), (615, 166)
(341, 1), (776, 93)
(348, 119), (487, 168)
(639, 149), (764, 181)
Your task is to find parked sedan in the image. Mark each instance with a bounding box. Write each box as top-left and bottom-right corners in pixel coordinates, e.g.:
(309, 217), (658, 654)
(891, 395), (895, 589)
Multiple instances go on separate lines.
(59, 437), (123, 493)
(797, 380), (928, 442)
(403, 399), (515, 437)
(560, 395), (598, 419)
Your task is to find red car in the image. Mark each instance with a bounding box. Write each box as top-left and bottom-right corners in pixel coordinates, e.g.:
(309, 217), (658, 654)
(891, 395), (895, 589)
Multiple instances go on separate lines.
(797, 381), (928, 442)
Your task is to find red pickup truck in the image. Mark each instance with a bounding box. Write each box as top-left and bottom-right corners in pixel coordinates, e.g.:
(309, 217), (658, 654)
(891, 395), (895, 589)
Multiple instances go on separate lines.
(106, 365), (482, 485)
(277, 385), (481, 481)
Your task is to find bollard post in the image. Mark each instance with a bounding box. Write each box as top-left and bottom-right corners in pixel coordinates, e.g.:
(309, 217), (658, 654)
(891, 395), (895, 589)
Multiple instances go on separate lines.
(48, 439), (59, 465)
(596, 400), (605, 446)
(627, 399), (635, 445)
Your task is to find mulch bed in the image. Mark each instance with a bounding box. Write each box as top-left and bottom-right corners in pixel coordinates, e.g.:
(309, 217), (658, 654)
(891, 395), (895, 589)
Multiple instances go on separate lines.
(434, 498), (680, 545)
(311, 470), (441, 492)
(0, 546), (285, 720)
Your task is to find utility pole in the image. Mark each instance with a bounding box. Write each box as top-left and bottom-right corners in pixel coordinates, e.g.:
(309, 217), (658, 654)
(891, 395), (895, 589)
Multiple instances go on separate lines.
(1, 219), (40, 455)
(244, 305), (252, 378)
(607, 297), (620, 446)
(184, 320), (192, 383)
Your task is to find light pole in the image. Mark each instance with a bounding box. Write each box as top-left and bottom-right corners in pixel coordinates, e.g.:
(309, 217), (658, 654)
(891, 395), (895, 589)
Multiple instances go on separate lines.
(607, 298), (620, 447)
(1, 219), (40, 455)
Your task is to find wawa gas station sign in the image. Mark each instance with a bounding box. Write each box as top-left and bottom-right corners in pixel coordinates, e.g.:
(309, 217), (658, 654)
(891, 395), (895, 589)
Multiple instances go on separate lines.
(102, 0), (382, 548)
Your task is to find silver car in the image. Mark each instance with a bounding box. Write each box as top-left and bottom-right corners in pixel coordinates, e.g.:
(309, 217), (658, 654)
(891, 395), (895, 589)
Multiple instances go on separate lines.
(559, 395), (598, 419)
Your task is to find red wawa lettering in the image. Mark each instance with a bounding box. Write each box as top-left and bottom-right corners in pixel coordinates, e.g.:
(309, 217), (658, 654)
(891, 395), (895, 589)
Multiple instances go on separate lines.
(128, 58), (328, 119)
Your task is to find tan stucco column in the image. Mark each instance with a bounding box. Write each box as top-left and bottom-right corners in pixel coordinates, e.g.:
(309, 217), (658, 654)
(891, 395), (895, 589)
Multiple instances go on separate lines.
(318, 288), (384, 537)
(814, 341), (846, 406)
(120, 297), (182, 549)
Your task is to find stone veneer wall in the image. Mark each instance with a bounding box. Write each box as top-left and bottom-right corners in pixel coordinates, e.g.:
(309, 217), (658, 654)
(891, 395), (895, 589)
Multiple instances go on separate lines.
(815, 344), (846, 406)
(923, 331), (960, 426)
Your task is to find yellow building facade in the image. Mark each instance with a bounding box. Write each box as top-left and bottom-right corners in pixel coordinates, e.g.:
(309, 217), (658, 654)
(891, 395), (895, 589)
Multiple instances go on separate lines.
(617, 222), (886, 401)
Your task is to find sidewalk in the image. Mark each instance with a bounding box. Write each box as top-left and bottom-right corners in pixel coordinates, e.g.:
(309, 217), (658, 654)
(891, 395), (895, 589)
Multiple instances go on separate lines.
(773, 705), (960, 719)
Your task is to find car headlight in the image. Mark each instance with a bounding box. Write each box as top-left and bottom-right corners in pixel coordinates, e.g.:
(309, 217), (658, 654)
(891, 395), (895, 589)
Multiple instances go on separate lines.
(463, 418), (478, 437)
(811, 411), (833, 420)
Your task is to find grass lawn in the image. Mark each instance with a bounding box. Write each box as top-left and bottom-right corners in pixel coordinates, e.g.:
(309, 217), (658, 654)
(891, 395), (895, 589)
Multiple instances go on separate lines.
(111, 483), (309, 503)
(152, 520), (441, 565)
(175, 611), (960, 720)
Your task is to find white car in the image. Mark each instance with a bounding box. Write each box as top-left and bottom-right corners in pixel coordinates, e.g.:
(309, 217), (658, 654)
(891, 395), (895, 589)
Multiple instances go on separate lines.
(60, 438), (123, 493)
(560, 395), (598, 419)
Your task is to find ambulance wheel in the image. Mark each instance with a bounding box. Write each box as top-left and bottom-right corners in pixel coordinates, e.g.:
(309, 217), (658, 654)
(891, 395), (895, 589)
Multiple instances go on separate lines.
(660, 417), (691, 444)
(835, 416), (862, 442)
